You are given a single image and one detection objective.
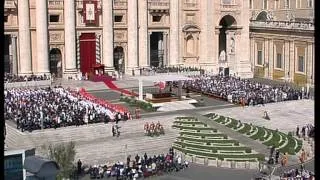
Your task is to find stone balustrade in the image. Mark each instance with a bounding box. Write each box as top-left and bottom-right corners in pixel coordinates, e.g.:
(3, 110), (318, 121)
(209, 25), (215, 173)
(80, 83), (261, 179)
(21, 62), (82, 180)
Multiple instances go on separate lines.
(48, 0), (63, 8)
(148, 0), (169, 10)
(250, 20), (314, 31)
(113, 0), (127, 9)
(184, 3), (198, 9)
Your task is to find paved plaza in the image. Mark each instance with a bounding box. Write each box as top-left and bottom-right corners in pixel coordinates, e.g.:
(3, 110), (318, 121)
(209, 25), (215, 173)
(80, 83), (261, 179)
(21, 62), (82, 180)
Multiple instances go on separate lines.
(200, 99), (314, 133)
(5, 79), (315, 179)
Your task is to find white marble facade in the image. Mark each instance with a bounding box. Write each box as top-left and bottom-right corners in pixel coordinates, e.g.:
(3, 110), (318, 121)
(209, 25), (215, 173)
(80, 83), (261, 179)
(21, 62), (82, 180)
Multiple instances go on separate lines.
(4, 0), (314, 83)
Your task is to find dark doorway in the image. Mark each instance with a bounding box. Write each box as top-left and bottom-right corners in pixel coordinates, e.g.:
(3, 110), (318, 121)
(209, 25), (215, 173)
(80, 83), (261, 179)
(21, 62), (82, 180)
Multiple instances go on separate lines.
(49, 48), (62, 78)
(114, 46), (124, 73)
(150, 32), (164, 67)
(4, 35), (11, 73)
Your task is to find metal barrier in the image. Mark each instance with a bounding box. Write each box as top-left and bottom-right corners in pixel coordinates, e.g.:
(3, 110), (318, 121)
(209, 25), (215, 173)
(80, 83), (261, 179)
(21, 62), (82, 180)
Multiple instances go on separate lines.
(5, 80), (52, 89)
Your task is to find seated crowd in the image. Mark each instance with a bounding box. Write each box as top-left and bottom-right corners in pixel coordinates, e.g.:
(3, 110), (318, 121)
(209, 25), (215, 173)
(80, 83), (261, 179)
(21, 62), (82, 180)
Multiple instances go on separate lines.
(4, 73), (51, 83)
(4, 87), (129, 132)
(141, 66), (203, 75)
(82, 147), (188, 179)
(181, 74), (307, 106)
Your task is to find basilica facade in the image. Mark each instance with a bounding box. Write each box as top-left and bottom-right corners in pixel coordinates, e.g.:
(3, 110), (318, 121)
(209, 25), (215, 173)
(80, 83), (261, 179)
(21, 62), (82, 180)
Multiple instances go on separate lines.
(4, 0), (314, 85)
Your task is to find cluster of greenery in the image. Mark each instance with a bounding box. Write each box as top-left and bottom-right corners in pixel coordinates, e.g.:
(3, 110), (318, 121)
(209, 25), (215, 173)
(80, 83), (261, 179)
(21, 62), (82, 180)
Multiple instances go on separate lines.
(120, 95), (156, 112)
(207, 113), (303, 155)
(41, 142), (77, 180)
(172, 117), (265, 162)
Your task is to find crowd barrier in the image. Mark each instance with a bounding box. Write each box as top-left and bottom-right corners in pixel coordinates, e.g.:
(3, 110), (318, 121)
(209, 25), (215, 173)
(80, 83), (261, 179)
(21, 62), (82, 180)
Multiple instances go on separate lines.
(5, 80), (52, 89)
(78, 88), (131, 117)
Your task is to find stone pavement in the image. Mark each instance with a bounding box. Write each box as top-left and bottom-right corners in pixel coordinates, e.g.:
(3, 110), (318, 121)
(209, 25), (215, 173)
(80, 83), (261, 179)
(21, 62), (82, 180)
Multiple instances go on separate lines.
(199, 99), (314, 133)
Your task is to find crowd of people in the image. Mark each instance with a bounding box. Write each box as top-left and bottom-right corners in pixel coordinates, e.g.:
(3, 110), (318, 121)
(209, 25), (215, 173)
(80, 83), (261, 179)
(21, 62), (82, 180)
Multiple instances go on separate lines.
(181, 74), (307, 106)
(140, 66), (203, 75)
(144, 121), (165, 136)
(4, 73), (51, 83)
(80, 147), (188, 179)
(296, 124), (314, 139)
(281, 166), (315, 179)
(4, 87), (129, 132)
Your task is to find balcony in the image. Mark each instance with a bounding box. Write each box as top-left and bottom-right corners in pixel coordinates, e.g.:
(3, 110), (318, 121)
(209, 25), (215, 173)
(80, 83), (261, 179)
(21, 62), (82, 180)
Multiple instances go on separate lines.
(250, 20), (314, 31)
(48, 0), (63, 9)
(184, 3), (198, 9)
(113, 0), (127, 9)
(148, 0), (169, 10)
(5, 0), (16, 9)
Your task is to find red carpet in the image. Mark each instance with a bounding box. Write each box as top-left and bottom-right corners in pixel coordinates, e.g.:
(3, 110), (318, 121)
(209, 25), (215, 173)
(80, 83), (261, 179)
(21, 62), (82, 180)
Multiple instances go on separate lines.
(103, 80), (138, 97)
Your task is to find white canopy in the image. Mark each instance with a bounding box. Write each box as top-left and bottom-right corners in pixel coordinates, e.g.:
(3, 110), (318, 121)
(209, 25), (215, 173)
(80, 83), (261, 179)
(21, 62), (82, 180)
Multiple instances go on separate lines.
(133, 74), (193, 82)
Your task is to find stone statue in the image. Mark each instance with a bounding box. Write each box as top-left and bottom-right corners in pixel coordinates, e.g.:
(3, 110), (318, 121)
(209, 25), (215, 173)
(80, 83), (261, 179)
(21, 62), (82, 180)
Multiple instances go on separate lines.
(230, 37), (235, 53)
(219, 50), (226, 62)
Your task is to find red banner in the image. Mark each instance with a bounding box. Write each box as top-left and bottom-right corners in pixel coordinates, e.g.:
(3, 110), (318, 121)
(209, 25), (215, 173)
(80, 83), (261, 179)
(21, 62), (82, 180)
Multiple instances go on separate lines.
(83, 0), (99, 26)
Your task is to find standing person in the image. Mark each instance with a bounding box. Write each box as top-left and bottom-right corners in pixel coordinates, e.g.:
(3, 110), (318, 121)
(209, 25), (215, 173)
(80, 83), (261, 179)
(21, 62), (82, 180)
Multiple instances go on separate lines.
(275, 150), (280, 164)
(112, 125), (116, 137)
(296, 126), (300, 137)
(77, 159), (82, 175)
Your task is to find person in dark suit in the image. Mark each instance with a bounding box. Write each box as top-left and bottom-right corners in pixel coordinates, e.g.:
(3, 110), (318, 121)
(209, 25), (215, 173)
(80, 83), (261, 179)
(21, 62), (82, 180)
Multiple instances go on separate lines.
(77, 159), (82, 175)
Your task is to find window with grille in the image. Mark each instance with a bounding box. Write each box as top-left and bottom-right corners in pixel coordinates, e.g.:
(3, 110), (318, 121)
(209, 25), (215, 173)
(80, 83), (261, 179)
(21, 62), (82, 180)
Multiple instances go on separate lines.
(114, 15), (123, 22)
(276, 53), (282, 68)
(49, 15), (60, 23)
(152, 16), (162, 22)
(257, 50), (263, 65)
(298, 56), (304, 72)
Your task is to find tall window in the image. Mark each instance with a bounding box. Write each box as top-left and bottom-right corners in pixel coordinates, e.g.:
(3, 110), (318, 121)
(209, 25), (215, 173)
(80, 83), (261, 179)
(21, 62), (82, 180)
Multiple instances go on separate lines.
(257, 50), (263, 65)
(263, 0), (268, 9)
(276, 53), (282, 68)
(286, 0), (290, 8)
(249, 0), (252, 9)
(308, 0), (313, 7)
(298, 56), (304, 72)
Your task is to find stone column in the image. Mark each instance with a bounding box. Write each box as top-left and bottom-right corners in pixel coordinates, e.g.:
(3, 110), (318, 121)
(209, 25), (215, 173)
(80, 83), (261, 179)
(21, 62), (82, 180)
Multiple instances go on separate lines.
(163, 32), (168, 66)
(11, 35), (18, 74)
(36, 0), (50, 74)
(169, 0), (179, 66)
(289, 40), (295, 82)
(200, 0), (208, 63)
(18, 0), (32, 75)
(139, 0), (148, 67)
(64, 0), (77, 73)
(284, 40), (290, 80)
(148, 32), (152, 66)
(102, 0), (114, 71)
(307, 43), (313, 84)
(128, 0), (138, 72)
(264, 38), (269, 78)
(269, 39), (274, 79)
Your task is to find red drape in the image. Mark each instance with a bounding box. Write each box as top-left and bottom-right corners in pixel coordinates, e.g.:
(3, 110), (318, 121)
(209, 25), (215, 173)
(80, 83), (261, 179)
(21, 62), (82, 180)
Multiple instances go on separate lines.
(80, 33), (96, 75)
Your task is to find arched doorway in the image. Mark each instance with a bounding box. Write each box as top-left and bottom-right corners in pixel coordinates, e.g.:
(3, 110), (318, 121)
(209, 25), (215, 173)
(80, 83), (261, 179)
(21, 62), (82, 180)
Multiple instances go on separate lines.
(114, 46), (125, 73)
(256, 11), (268, 21)
(49, 48), (62, 78)
(219, 15), (237, 57)
(218, 15), (237, 76)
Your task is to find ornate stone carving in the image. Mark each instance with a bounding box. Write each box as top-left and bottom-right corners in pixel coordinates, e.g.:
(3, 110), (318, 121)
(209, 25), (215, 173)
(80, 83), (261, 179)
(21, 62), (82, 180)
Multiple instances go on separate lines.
(114, 31), (127, 41)
(49, 33), (62, 42)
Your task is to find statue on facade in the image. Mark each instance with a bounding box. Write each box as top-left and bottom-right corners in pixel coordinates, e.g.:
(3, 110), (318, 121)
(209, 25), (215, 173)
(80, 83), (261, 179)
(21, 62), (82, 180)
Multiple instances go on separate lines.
(219, 50), (226, 62)
(230, 37), (235, 53)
